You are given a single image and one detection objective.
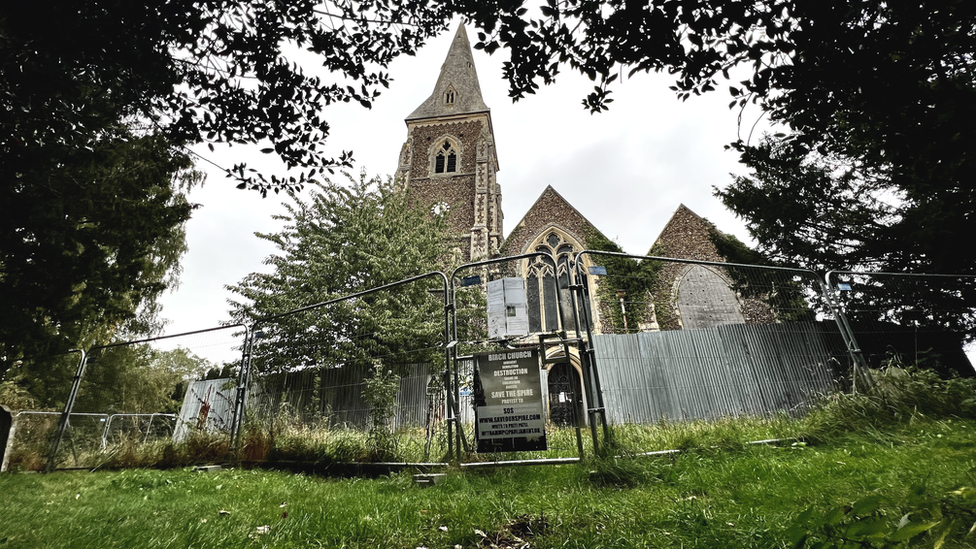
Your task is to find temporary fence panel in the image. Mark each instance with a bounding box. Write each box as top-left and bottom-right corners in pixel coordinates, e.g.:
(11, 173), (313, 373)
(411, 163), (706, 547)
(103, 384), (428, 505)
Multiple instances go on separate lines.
(2, 411), (104, 471)
(250, 364), (435, 429)
(593, 322), (841, 424)
(451, 254), (589, 463)
(240, 272), (451, 464)
(826, 271), (976, 378)
(0, 350), (83, 470)
(102, 413), (178, 448)
(577, 252), (847, 434)
(43, 326), (247, 470)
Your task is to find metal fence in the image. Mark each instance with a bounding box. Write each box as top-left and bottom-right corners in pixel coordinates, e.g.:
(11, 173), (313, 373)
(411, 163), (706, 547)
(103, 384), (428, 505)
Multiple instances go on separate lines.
(231, 271), (452, 464)
(449, 253), (590, 464)
(5, 255), (974, 471)
(825, 271), (976, 380)
(571, 252), (858, 453)
(35, 326), (248, 471)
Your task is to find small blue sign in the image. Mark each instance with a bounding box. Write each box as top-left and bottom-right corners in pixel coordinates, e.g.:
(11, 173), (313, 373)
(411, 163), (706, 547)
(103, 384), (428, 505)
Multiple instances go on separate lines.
(588, 266), (608, 276)
(460, 275), (482, 287)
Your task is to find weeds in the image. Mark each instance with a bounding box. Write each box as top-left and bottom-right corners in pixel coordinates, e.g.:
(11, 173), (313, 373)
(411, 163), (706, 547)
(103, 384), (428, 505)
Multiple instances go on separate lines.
(4, 417), (975, 548)
(362, 362), (401, 462)
(8, 364), (974, 474)
(802, 367), (976, 443)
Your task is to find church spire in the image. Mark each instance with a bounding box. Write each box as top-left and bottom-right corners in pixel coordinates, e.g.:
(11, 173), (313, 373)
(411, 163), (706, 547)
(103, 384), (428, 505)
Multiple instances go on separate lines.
(407, 26), (489, 120)
(397, 25), (501, 262)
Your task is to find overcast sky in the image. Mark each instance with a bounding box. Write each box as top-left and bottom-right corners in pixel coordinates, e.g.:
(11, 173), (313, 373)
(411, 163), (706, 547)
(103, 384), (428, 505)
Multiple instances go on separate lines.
(158, 23), (770, 336)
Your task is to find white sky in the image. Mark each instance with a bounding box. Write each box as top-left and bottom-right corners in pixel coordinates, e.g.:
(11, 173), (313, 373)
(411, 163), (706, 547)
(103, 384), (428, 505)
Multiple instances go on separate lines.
(158, 23), (769, 336)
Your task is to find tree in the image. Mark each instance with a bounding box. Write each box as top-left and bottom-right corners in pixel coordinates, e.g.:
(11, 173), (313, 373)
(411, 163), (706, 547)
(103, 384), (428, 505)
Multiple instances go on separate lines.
(0, 344), (213, 412)
(3, 0), (451, 396)
(0, 125), (198, 378)
(72, 345), (214, 414)
(715, 137), (903, 273)
(7, 0), (973, 197)
(226, 172), (451, 374)
(1, 1), (453, 194)
(457, 0), (976, 274)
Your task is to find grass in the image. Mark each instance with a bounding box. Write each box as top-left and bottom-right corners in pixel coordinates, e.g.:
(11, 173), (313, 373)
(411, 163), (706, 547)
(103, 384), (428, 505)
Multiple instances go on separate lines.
(1, 416), (975, 548)
(4, 367), (976, 548)
(8, 410), (802, 471)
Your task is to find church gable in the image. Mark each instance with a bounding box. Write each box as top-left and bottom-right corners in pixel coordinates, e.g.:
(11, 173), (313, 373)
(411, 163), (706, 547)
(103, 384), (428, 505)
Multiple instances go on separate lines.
(501, 185), (605, 257)
(648, 204), (725, 261)
(645, 204), (776, 330)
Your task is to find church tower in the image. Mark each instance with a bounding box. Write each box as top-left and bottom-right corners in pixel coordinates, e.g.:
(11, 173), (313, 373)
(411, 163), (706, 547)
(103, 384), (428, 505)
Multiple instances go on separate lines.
(395, 26), (502, 262)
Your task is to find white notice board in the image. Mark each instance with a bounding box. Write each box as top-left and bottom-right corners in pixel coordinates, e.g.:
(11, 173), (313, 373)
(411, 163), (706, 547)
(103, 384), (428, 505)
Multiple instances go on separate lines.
(487, 277), (529, 339)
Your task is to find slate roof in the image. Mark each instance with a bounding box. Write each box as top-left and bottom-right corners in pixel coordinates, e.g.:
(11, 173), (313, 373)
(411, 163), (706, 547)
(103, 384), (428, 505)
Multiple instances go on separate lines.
(406, 26), (490, 120)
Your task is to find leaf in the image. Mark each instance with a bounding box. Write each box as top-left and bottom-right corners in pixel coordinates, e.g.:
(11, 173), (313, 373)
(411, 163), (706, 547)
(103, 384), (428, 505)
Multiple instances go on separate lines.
(823, 505), (850, 526)
(845, 517), (886, 539)
(889, 520), (940, 542)
(785, 525), (808, 548)
(851, 495), (886, 516)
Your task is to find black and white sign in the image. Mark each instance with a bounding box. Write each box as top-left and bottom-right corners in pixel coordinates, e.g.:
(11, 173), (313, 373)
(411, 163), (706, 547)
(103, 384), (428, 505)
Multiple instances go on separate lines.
(475, 349), (547, 452)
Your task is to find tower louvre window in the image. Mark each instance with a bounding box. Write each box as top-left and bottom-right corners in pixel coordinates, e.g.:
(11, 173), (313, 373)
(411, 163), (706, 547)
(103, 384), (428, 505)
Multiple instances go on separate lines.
(434, 140), (458, 174)
(445, 89), (456, 105)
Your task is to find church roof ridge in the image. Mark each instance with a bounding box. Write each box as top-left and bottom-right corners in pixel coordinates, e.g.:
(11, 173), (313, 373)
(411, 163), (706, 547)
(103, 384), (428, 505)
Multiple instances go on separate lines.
(406, 26), (490, 120)
(530, 185), (595, 225)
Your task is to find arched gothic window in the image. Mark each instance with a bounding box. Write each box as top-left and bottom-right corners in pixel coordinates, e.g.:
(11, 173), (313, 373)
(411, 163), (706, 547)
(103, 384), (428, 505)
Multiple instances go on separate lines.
(523, 231), (581, 332)
(434, 140), (458, 174)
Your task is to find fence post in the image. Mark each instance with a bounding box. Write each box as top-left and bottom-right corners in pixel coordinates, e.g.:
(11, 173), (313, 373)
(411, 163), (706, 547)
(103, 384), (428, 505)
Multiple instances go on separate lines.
(229, 325), (255, 456)
(820, 273), (874, 393)
(101, 414), (114, 450)
(0, 405), (13, 472)
(436, 271), (462, 464)
(571, 253), (610, 455)
(46, 349), (87, 473)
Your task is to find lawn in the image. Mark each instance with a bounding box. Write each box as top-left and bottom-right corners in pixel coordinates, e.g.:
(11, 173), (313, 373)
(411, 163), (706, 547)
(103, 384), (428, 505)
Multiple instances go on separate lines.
(1, 417), (974, 549)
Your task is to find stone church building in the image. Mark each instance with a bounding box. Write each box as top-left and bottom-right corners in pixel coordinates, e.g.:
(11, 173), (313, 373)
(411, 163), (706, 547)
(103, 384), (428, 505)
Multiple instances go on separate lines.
(395, 26), (753, 339)
(395, 26), (836, 424)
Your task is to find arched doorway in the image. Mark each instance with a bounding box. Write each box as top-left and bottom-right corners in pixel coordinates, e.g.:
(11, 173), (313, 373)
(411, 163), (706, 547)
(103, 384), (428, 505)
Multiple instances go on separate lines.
(547, 362), (585, 427)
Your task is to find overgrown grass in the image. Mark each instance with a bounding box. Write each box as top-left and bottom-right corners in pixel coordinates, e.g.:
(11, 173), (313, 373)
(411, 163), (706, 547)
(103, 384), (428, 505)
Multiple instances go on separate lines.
(3, 368), (976, 547)
(1, 417), (974, 548)
(10, 366), (975, 473)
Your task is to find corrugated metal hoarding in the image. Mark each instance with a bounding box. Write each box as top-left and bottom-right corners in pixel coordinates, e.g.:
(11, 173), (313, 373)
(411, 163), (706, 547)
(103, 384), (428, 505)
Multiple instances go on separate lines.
(593, 322), (842, 423)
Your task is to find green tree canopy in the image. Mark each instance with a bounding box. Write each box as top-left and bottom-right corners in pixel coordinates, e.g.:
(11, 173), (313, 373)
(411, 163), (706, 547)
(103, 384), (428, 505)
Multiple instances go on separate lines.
(1, 1), (453, 193)
(467, 0), (975, 274)
(226, 173), (451, 374)
(1, 125), (198, 376)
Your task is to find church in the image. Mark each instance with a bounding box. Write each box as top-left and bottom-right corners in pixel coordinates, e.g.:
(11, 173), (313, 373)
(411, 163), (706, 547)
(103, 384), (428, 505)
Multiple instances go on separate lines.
(393, 25), (752, 339)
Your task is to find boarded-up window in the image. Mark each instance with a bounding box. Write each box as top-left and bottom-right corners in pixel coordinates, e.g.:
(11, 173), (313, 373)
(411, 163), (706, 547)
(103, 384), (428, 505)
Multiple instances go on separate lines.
(543, 271), (559, 332)
(527, 272), (542, 333)
(676, 265), (744, 329)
